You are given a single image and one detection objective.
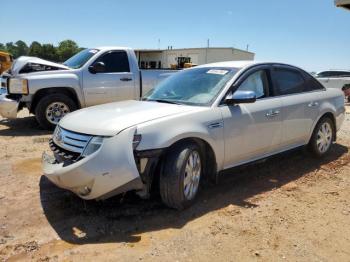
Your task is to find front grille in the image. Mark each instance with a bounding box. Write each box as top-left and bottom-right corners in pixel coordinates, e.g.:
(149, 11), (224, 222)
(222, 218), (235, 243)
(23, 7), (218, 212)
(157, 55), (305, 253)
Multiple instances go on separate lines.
(50, 127), (92, 164)
(53, 127), (92, 154)
(49, 139), (81, 162)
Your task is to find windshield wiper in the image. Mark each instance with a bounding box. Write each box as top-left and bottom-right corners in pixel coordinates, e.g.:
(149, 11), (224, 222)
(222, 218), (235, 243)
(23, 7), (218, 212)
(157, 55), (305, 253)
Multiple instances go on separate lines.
(145, 99), (181, 105)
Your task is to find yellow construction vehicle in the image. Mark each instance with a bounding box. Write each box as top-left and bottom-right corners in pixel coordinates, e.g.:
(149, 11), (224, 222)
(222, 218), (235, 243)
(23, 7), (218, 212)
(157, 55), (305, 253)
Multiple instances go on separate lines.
(170, 56), (196, 69)
(0, 51), (13, 74)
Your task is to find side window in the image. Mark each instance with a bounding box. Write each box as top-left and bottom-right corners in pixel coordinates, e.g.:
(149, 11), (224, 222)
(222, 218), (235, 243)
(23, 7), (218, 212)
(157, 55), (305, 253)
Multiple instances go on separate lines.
(237, 70), (268, 99)
(304, 74), (325, 91)
(273, 69), (305, 95)
(94, 51), (130, 73)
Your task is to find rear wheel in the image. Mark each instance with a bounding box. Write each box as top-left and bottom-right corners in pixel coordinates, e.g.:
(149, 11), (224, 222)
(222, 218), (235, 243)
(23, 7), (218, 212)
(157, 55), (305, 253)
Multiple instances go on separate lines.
(309, 117), (334, 157)
(35, 93), (77, 130)
(160, 142), (202, 210)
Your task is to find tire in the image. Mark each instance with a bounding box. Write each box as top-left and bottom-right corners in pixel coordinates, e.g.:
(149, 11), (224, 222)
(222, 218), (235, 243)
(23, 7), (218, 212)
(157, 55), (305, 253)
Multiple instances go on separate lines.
(35, 93), (77, 130)
(160, 142), (203, 210)
(308, 117), (335, 157)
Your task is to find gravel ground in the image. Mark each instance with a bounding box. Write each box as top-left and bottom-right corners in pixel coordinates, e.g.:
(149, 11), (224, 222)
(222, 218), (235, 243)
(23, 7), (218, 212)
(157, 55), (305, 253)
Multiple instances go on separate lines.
(0, 106), (350, 262)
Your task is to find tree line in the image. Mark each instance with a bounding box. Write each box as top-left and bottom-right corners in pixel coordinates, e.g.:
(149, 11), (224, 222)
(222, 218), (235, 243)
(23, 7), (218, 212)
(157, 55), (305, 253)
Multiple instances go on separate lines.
(0, 40), (84, 62)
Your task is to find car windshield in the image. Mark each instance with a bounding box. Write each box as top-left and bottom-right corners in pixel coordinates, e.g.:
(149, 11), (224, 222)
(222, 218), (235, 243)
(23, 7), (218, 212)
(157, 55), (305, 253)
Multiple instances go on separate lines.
(63, 48), (99, 69)
(143, 67), (238, 106)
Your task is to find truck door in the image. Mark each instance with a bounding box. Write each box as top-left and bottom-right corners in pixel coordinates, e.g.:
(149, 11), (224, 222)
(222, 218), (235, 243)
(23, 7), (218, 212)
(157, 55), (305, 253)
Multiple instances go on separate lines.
(82, 50), (135, 107)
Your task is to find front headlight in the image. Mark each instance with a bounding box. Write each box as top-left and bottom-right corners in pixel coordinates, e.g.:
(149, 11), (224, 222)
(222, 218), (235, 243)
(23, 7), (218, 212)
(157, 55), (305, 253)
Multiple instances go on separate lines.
(82, 136), (104, 157)
(8, 78), (29, 94)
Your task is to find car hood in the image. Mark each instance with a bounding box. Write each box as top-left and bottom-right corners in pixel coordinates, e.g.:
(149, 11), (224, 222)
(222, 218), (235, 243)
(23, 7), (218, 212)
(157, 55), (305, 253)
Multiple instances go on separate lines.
(59, 100), (201, 136)
(11, 56), (70, 76)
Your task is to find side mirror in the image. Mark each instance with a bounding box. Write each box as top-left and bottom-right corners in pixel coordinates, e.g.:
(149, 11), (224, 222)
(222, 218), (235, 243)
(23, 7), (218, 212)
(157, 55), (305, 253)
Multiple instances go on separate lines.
(225, 90), (256, 105)
(88, 62), (105, 74)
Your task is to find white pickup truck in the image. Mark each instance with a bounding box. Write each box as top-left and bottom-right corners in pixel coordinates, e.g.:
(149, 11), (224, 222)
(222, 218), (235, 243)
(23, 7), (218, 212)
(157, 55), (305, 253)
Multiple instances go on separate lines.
(0, 47), (176, 129)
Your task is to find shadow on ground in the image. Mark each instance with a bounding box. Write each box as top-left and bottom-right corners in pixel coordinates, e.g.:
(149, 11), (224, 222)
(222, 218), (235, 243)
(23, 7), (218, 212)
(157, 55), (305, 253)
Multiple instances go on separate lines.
(0, 115), (50, 136)
(40, 144), (348, 245)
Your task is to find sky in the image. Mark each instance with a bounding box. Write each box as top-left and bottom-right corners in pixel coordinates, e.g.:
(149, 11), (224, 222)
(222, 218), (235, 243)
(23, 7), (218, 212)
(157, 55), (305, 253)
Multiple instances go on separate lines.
(1, 0), (349, 72)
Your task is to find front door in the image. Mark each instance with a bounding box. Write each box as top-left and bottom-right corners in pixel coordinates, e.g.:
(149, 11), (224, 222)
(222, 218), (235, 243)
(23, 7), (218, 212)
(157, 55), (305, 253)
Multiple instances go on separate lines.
(221, 68), (282, 169)
(82, 50), (135, 107)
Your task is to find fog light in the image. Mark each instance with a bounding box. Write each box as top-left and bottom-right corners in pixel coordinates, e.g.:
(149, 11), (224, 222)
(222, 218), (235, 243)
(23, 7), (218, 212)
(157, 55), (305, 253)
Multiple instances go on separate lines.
(78, 186), (91, 196)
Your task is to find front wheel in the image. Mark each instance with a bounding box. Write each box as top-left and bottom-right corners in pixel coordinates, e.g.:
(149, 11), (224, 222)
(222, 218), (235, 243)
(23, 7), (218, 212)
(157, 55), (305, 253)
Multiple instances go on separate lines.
(160, 142), (203, 210)
(35, 94), (77, 130)
(308, 117), (335, 157)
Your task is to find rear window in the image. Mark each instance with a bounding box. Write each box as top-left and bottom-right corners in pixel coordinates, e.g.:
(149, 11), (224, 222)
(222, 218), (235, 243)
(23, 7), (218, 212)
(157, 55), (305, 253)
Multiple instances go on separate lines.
(273, 69), (305, 95)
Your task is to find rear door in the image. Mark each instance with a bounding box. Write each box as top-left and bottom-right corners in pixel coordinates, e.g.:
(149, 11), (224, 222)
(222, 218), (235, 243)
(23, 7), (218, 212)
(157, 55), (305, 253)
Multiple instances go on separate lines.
(271, 66), (323, 148)
(82, 50), (135, 107)
(221, 66), (283, 168)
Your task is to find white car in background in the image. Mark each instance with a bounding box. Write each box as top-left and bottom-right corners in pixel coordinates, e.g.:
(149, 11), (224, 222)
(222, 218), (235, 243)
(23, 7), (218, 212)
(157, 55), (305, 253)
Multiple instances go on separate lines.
(316, 70), (350, 101)
(42, 61), (345, 210)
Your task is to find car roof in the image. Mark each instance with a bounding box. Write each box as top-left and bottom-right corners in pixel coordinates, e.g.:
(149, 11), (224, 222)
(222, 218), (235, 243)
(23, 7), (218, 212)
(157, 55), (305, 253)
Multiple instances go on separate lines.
(196, 61), (305, 71)
(95, 46), (132, 51)
(317, 69), (350, 73)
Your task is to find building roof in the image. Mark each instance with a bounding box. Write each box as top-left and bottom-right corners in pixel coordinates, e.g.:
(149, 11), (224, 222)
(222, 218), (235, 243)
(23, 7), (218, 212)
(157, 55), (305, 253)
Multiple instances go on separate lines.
(135, 47), (255, 55)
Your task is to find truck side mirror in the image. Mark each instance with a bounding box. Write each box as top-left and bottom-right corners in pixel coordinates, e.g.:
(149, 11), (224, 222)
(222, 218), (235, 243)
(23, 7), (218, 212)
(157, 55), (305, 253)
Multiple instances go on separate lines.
(89, 62), (105, 74)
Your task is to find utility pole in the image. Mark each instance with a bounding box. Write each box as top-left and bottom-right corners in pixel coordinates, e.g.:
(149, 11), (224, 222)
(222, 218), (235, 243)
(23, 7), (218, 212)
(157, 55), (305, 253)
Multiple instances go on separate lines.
(246, 44), (249, 51)
(205, 38), (210, 63)
(158, 39), (160, 50)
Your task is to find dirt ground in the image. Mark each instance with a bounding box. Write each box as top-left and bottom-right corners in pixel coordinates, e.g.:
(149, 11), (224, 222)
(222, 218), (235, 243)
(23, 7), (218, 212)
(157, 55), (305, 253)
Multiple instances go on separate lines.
(0, 107), (350, 262)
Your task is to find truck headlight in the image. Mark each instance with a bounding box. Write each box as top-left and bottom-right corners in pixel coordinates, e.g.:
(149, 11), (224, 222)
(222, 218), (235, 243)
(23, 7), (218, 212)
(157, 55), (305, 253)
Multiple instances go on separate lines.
(8, 78), (29, 94)
(82, 136), (104, 157)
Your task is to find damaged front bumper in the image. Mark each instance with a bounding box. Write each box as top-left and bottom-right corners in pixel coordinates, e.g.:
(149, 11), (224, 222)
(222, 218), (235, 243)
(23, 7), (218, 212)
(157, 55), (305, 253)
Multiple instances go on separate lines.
(0, 93), (19, 118)
(42, 127), (145, 200)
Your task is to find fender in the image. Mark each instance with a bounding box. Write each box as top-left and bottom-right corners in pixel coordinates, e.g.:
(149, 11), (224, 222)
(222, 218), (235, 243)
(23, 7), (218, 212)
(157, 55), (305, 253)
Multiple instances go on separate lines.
(25, 71), (85, 107)
(135, 108), (225, 171)
(306, 94), (344, 143)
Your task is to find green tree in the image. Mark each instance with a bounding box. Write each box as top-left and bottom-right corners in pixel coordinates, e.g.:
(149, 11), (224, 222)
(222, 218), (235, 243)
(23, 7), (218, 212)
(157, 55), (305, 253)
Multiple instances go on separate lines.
(40, 44), (57, 61)
(5, 42), (18, 58)
(0, 43), (6, 52)
(28, 41), (42, 57)
(57, 40), (79, 62)
(15, 40), (29, 56)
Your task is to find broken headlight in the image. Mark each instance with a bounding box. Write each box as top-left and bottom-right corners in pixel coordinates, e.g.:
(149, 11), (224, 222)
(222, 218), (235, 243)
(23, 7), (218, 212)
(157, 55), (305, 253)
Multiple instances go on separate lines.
(82, 136), (104, 157)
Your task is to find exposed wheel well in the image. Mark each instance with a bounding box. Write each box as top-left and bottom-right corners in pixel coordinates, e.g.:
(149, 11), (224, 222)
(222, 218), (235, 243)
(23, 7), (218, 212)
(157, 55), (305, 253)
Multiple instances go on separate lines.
(30, 87), (80, 114)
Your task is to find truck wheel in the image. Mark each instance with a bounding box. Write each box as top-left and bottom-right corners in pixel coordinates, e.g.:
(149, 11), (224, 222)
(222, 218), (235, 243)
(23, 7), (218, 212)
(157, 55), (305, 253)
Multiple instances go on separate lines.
(308, 117), (335, 157)
(35, 93), (77, 130)
(160, 142), (203, 210)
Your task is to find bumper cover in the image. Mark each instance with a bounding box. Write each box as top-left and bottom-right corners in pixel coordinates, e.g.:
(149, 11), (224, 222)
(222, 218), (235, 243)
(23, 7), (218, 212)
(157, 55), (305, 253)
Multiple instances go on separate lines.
(0, 93), (19, 118)
(42, 127), (144, 200)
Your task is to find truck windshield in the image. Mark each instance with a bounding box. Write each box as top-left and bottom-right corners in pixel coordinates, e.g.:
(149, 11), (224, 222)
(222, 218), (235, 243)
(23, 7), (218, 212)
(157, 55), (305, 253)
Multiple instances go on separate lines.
(63, 48), (99, 69)
(143, 67), (238, 106)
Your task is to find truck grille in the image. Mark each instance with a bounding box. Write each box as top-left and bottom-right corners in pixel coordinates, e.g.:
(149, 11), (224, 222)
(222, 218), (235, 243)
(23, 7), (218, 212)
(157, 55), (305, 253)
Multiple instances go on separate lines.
(50, 126), (92, 163)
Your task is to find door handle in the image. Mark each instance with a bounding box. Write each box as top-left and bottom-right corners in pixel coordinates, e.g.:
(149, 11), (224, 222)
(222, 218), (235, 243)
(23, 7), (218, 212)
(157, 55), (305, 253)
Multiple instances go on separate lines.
(308, 101), (319, 108)
(266, 109), (280, 118)
(120, 77), (132, 81)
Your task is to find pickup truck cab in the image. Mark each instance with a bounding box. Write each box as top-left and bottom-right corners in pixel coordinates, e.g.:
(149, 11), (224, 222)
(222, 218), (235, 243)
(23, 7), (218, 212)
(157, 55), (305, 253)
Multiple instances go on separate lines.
(43, 61), (345, 210)
(0, 47), (176, 129)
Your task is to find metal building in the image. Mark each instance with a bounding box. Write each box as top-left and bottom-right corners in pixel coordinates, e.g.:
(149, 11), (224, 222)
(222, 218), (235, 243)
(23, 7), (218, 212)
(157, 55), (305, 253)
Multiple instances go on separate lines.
(134, 47), (255, 69)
